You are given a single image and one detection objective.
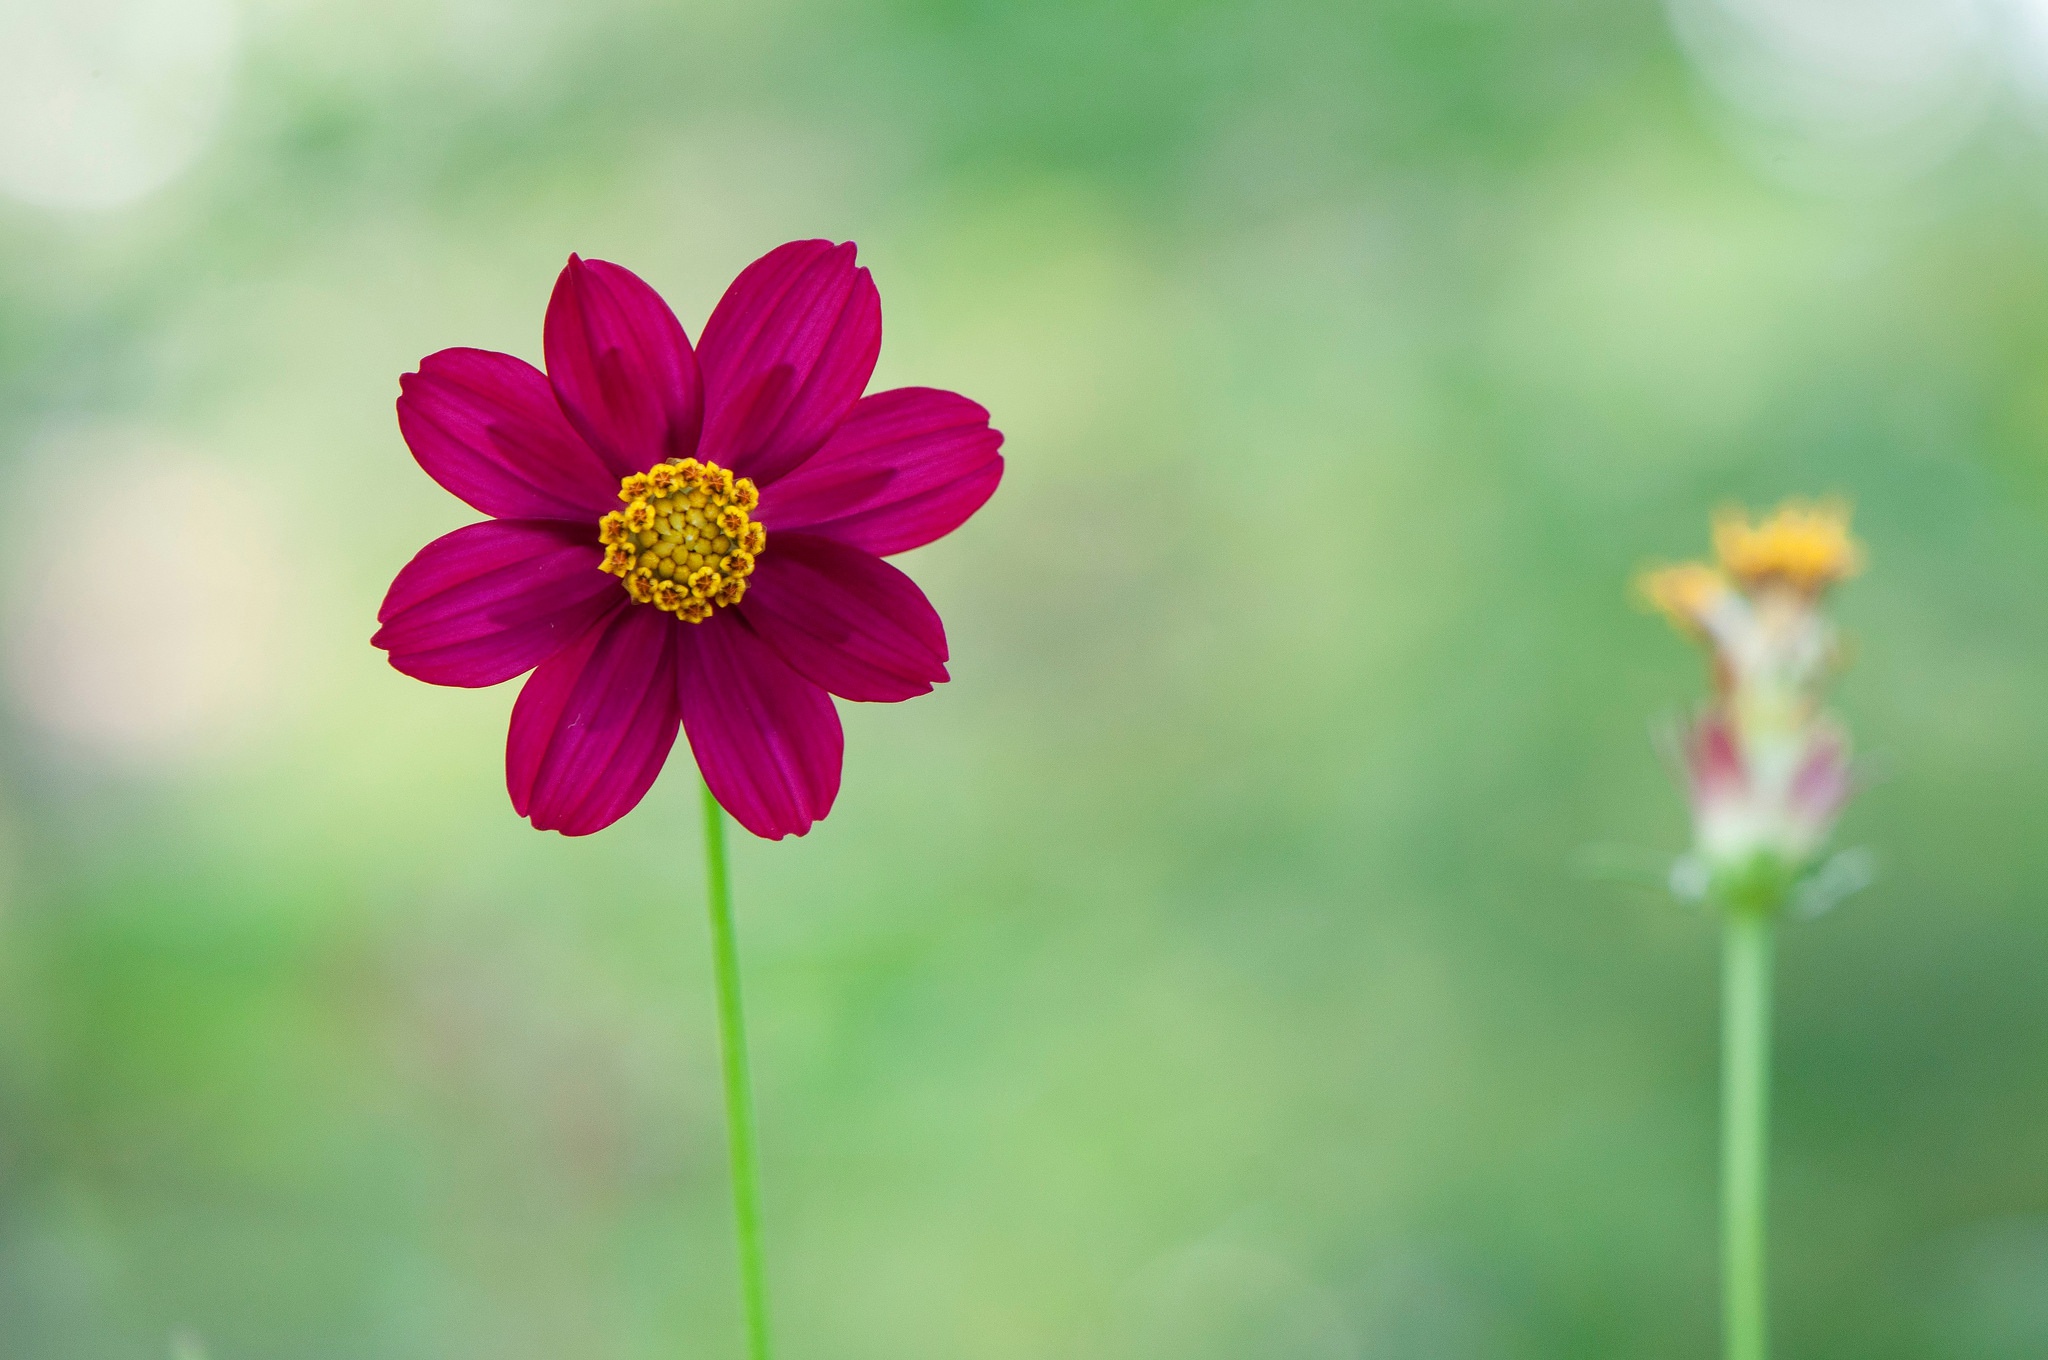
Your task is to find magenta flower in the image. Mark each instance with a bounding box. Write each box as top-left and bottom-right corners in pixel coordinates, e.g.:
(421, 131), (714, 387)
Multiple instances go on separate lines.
(373, 241), (1003, 839)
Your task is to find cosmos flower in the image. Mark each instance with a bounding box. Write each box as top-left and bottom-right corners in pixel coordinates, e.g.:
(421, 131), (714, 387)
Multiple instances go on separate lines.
(373, 242), (1003, 838)
(1640, 499), (1862, 906)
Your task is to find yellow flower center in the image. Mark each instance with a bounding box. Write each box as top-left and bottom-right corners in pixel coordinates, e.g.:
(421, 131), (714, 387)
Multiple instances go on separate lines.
(1711, 499), (1862, 594)
(1639, 562), (1732, 635)
(597, 457), (765, 623)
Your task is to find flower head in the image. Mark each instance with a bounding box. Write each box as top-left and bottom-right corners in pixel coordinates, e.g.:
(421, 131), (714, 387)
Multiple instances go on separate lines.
(1640, 499), (1862, 909)
(372, 242), (1005, 838)
(1711, 498), (1862, 595)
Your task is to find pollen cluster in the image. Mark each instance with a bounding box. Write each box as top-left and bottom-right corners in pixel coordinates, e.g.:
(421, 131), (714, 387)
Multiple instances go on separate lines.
(1711, 500), (1862, 594)
(1639, 562), (1730, 635)
(598, 458), (765, 623)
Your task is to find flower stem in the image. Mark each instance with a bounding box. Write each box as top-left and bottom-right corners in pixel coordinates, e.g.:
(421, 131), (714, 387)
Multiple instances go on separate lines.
(1721, 908), (1772, 1360)
(700, 782), (773, 1360)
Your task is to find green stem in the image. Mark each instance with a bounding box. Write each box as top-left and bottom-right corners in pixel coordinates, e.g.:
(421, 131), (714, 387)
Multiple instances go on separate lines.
(701, 782), (773, 1360)
(1721, 909), (1772, 1360)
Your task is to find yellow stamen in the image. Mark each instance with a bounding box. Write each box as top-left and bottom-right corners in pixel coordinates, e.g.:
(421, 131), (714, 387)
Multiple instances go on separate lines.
(1712, 499), (1863, 594)
(596, 458), (763, 622)
(1638, 562), (1732, 636)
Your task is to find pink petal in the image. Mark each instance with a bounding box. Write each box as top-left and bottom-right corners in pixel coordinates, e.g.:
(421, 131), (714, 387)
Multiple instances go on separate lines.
(1790, 727), (1853, 829)
(507, 604), (683, 836)
(398, 348), (619, 520)
(761, 387), (1004, 556)
(543, 255), (705, 480)
(374, 520), (622, 688)
(739, 533), (949, 702)
(696, 240), (881, 487)
(678, 614), (842, 839)
(1686, 710), (1746, 807)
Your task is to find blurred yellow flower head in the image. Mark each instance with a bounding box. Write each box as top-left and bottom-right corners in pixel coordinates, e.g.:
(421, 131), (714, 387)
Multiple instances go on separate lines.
(1638, 561), (1732, 639)
(1711, 499), (1862, 594)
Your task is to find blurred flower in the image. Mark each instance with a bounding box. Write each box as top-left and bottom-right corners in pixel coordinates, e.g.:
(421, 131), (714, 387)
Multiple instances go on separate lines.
(374, 243), (1004, 839)
(1641, 499), (1862, 909)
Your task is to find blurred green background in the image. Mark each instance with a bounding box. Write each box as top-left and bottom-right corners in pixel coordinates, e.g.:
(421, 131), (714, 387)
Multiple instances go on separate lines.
(3, 0), (2047, 1356)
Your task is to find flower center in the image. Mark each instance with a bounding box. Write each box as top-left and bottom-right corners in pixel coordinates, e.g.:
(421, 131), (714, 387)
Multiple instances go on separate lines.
(597, 457), (764, 623)
(1710, 500), (1861, 594)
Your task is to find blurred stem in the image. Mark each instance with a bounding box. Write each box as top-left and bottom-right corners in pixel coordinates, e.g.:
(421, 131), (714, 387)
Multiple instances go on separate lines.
(701, 783), (773, 1360)
(1721, 909), (1772, 1360)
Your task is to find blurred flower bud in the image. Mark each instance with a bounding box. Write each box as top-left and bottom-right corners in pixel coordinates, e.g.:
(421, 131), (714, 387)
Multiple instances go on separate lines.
(1640, 499), (1862, 912)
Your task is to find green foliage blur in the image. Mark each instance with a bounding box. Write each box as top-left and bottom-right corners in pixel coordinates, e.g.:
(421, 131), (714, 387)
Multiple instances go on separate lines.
(2, 0), (2046, 1356)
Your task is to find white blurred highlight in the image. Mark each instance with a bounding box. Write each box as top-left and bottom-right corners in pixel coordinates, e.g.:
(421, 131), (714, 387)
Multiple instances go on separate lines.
(1662, 0), (2032, 191)
(0, 0), (240, 211)
(2009, 0), (2048, 102)
(3, 432), (286, 763)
